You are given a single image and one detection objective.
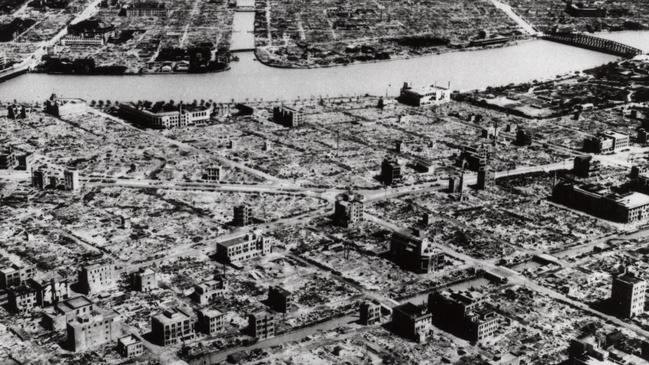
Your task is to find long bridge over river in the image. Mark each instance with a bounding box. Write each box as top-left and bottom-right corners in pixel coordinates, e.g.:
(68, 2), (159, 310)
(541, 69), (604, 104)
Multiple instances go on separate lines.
(542, 32), (643, 58)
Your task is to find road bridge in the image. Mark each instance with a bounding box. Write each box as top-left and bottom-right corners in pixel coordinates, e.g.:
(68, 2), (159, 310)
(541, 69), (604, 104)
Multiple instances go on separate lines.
(542, 32), (643, 58)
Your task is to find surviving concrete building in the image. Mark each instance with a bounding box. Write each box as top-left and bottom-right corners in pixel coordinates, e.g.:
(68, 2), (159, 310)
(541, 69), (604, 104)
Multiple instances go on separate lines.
(610, 271), (646, 318)
(333, 192), (364, 227)
(233, 204), (253, 227)
(215, 232), (271, 265)
(151, 307), (196, 346)
(119, 102), (213, 129)
(197, 308), (224, 336)
(190, 279), (227, 305)
(272, 105), (303, 128)
(359, 301), (381, 325)
(553, 182), (649, 223)
(78, 260), (116, 294)
(248, 311), (276, 339)
(203, 165), (222, 181)
(43, 296), (95, 331)
(67, 309), (120, 352)
(574, 156), (601, 178)
(391, 302), (432, 342)
(389, 229), (444, 274)
(29, 274), (70, 307)
(44, 94), (87, 119)
(117, 334), (145, 358)
(398, 82), (451, 106)
(0, 262), (34, 289)
(267, 285), (292, 313)
(584, 131), (629, 153)
(428, 290), (499, 342)
(8, 284), (38, 313)
(477, 165), (496, 190)
(381, 156), (402, 185)
(131, 268), (156, 292)
(0, 146), (17, 169)
(64, 169), (79, 191)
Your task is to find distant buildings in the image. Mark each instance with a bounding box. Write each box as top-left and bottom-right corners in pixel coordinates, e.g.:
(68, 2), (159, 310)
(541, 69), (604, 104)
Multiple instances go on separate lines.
(117, 334), (145, 358)
(78, 260), (116, 294)
(203, 165), (222, 181)
(583, 131), (629, 153)
(7, 104), (28, 119)
(574, 156), (600, 178)
(398, 82), (451, 106)
(67, 308), (120, 352)
(125, 0), (169, 16)
(151, 307), (195, 346)
(428, 290), (499, 342)
(381, 156), (402, 185)
(565, 2), (607, 17)
(197, 308), (224, 336)
(119, 101), (213, 129)
(190, 279), (227, 305)
(131, 268), (156, 292)
(359, 301), (381, 325)
(267, 285), (292, 313)
(610, 270), (646, 318)
(215, 232), (271, 265)
(391, 302), (432, 342)
(248, 311), (276, 339)
(272, 106), (303, 128)
(389, 229), (444, 274)
(553, 181), (649, 223)
(333, 192), (364, 227)
(233, 204), (253, 227)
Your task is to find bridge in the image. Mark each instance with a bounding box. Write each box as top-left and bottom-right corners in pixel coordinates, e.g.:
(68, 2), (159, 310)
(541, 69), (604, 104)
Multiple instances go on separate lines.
(541, 32), (643, 58)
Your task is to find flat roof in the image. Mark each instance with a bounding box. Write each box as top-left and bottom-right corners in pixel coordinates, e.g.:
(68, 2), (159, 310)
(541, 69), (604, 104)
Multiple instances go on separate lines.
(199, 308), (223, 318)
(153, 307), (193, 325)
(616, 192), (649, 209)
(393, 302), (428, 318)
(60, 296), (93, 311)
(118, 334), (141, 346)
(616, 273), (645, 285)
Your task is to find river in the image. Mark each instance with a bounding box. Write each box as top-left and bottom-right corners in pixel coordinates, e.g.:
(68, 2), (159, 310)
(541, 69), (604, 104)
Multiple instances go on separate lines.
(2, 13), (648, 103)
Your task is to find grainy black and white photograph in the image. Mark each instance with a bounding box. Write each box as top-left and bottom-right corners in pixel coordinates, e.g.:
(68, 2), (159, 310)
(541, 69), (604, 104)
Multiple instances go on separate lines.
(4, 0), (649, 364)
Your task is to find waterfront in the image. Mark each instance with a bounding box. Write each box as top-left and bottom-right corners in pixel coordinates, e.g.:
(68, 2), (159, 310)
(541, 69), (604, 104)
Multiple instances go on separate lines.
(0, 39), (619, 102)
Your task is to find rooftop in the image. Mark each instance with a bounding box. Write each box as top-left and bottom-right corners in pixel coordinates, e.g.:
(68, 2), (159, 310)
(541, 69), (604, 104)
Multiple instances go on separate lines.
(615, 192), (649, 209)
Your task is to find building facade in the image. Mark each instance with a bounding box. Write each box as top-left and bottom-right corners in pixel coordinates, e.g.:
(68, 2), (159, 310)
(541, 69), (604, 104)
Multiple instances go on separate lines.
(248, 311), (276, 339)
(151, 307), (196, 346)
(610, 271), (646, 318)
(389, 229), (444, 274)
(359, 301), (381, 325)
(67, 310), (120, 352)
(197, 309), (224, 336)
(78, 260), (116, 294)
(333, 192), (364, 227)
(233, 204), (253, 227)
(215, 232), (272, 265)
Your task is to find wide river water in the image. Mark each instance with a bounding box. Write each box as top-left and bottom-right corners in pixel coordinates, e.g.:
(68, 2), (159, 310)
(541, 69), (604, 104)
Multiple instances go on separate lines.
(2, 14), (649, 102)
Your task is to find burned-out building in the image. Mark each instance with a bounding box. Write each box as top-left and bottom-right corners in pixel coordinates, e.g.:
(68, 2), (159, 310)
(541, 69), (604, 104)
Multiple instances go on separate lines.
(391, 302), (432, 342)
(267, 285), (292, 313)
(333, 192), (364, 227)
(249, 311), (276, 339)
(389, 229), (444, 274)
(151, 307), (195, 346)
(215, 232), (271, 265)
(272, 105), (303, 128)
(428, 290), (499, 342)
(381, 156), (402, 185)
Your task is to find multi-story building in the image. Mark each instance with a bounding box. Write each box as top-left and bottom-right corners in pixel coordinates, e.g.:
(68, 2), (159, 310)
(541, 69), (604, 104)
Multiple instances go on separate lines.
(0, 262), (34, 289)
(574, 156), (601, 178)
(272, 106), (303, 128)
(568, 335), (613, 365)
(8, 284), (38, 313)
(0, 146), (17, 169)
(125, 1), (169, 16)
(151, 307), (195, 346)
(119, 102), (213, 129)
(7, 104), (28, 119)
(359, 301), (381, 325)
(62, 18), (115, 47)
(477, 165), (496, 190)
(190, 279), (227, 305)
(44, 296), (95, 331)
(584, 131), (629, 153)
(78, 260), (116, 294)
(117, 334), (145, 358)
(44, 94), (87, 118)
(610, 271), (646, 318)
(267, 285), (292, 313)
(248, 311), (276, 339)
(64, 169), (79, 191)
(428, 290), (499, 342)
(131, 268), (156, 292)
(398, 82), (451, 106)
(389, 229), (444, 274)
(203, 165), (222, 181)
(333, 192), (364, 227)
(29, 274), (69, 307)
(233, 204), (253, 227)
(197, 308), (224, 336)
(391, 302), (432, 342)
(457, 144), (493, 172)
(381, 156), (401, 185)
(215, 232), (272, 265)
(67, 309), (120, 352)
(514, 128), (532, 146)
(553, 182), (649, 223)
